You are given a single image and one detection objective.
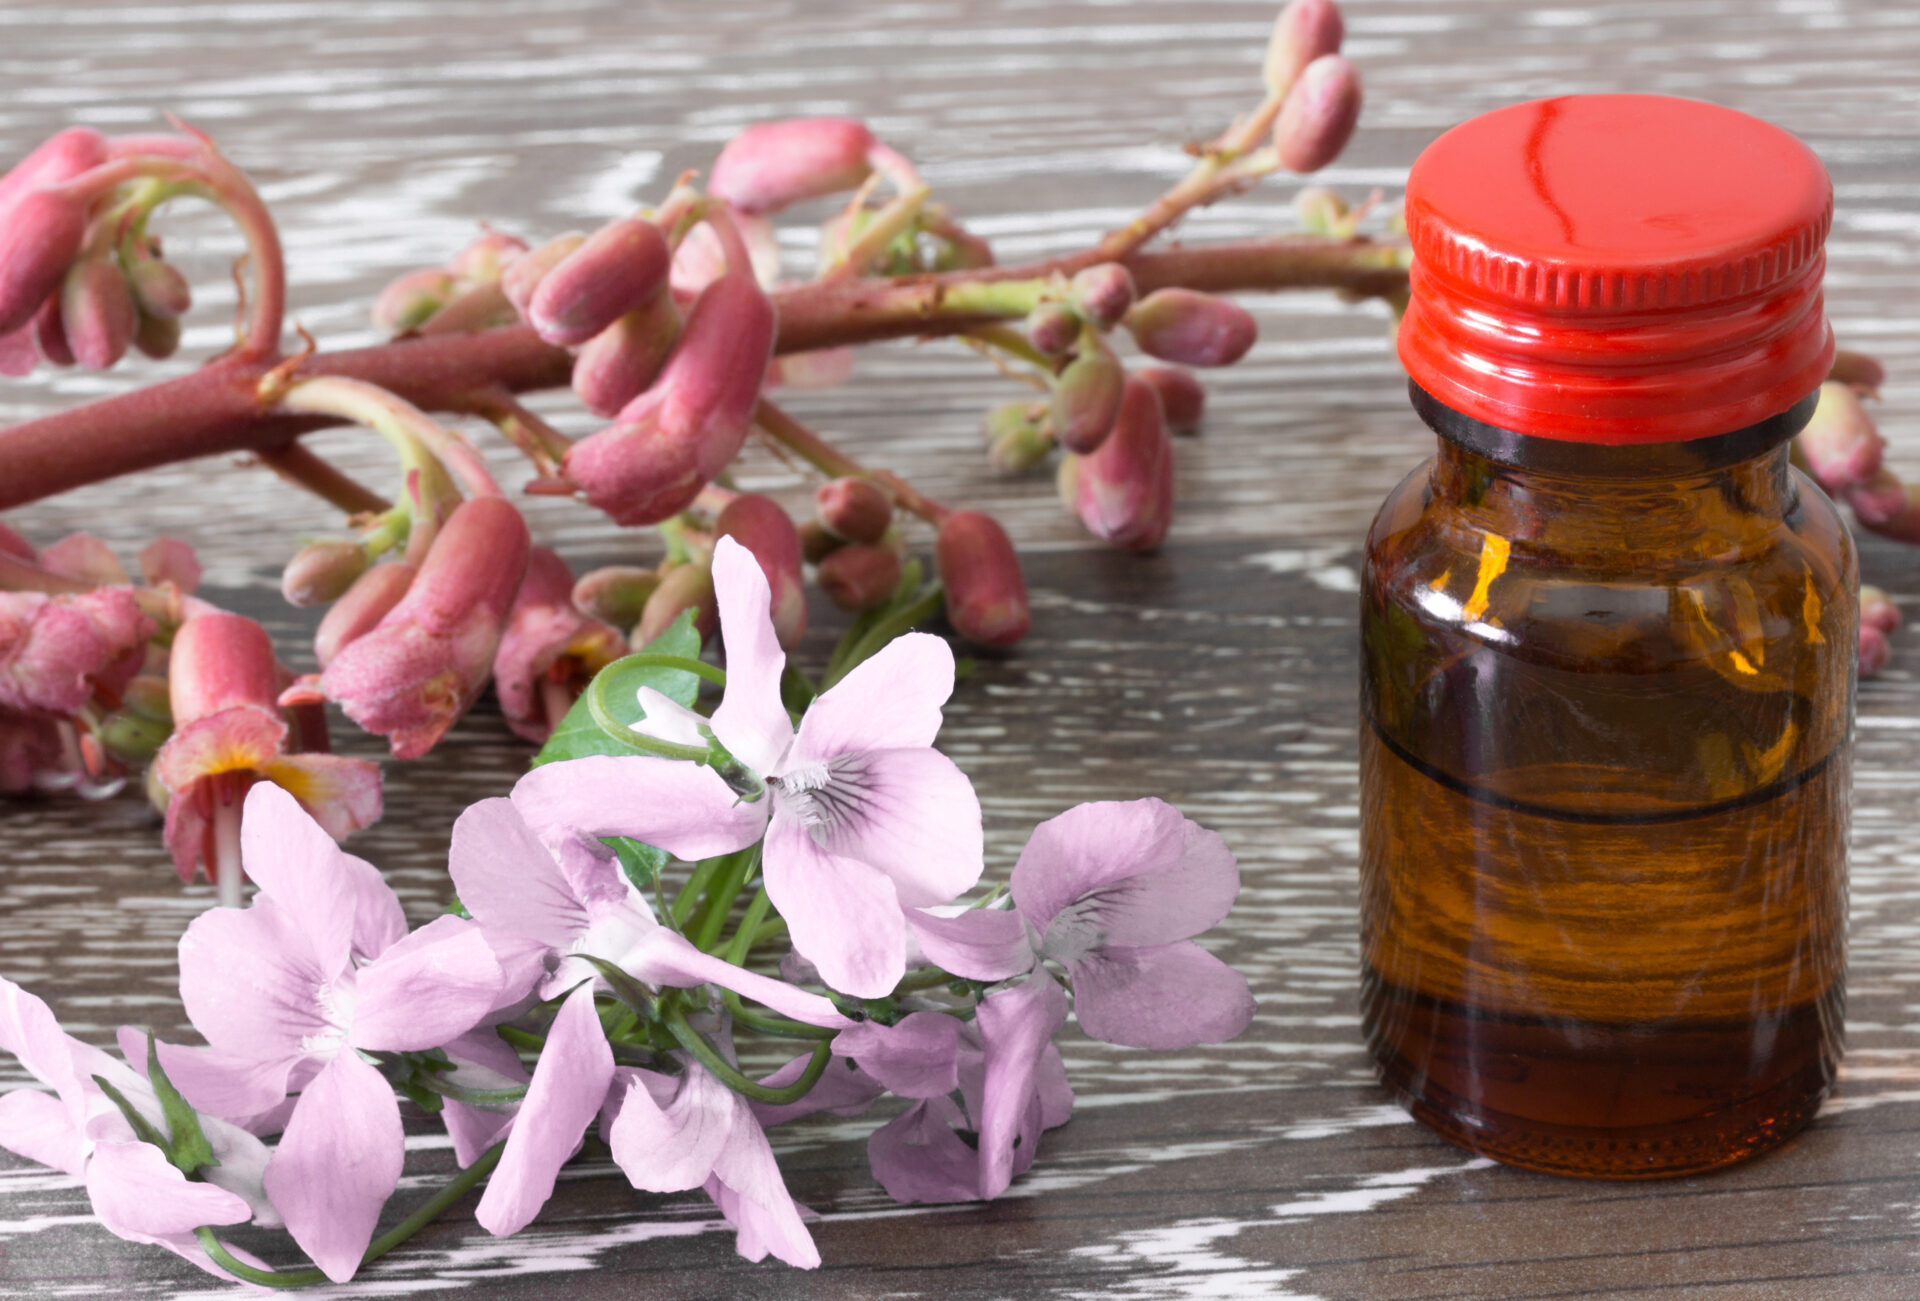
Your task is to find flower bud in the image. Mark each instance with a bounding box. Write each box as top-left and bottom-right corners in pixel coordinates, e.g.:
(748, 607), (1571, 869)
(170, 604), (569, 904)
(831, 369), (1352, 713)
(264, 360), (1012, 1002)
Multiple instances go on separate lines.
(1263, 0), (1346, 99)
(132, 310), (181, 361)
(127, 257), (191, 320)
(446, 229), (528, 284)
(138, 537), (200, 592)
(0, 714), (61, 794)
(122, 673), (172, 721)
(1137, 365), (1206, 433)
(1294, 184), (1352, 236)
(282, 539), (370, 608)
(96, 708), (171, 765)
(371, 267), (457, 335)
(168, 612), (281, 728)
(566, 270), (776, 525)
(32, 295), (71, 367)
(570, 290), (682, 418)
(502, 232), (586, 319)
(1273, 54), (1362, 174)
(1050, 344), (1126, 455)
(0, 190), (82, 337)
(1829, 348), (1886, 397)
(0, 587), (154, 717)
(1843, 469), (1911, 530)
(416, 280), (519, 336)
(315, 561), (417, 669)
(709, 117), (877, 216)
(672, 213), (782, 295)
(1797, 381), (1883, 492)
(493, 547), (627, 743)
(1860, 622), (1892, 677)
(1024, 302), (1080, 356)
(716, 493), (808, 650)
(1124, 288), (1257, 367)
(817, 542), (904, 613)
(1861, 585), (1902, 636)
(815, 477), (893, 545)
(983, 400), (1053, 474)
(1059, 375), (1175, 552)
(799, 519), (843, 565)
(571, 565), (660, 630)
(0, 128), (107, 213)
(529, 218), (672, 347)
(320, 496), (531, 758)
(635, 559), (717, 646)
(59, 259), (136, 371)
(936, 512), (1029, 647)
(1069, 263), (1137, 330)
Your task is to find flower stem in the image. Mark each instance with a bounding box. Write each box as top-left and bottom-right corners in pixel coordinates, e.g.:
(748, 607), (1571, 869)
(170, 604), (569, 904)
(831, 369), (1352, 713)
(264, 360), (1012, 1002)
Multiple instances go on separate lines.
(270, 376), (501, 501)
(194, 1141), (505, 1289)
(723, 887), (773, 965)
(754, 399), (952, 527)
(819, 583), (946, 691)
(256, 442), (390, 516)
(663, 1001), (835, 1103)
(586, 663), (717, 765)
(670, 856), (725, 927)
(212, 797), (244, 910)
(415, 1075), (530, 1106)
(458, 387), (573, 476)
(691, 845), (759, 953)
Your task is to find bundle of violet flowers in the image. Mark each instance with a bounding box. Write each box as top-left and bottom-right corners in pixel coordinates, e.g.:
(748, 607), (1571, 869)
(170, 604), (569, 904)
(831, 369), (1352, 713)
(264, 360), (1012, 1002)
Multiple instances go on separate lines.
(0, 537), (1254, 1284)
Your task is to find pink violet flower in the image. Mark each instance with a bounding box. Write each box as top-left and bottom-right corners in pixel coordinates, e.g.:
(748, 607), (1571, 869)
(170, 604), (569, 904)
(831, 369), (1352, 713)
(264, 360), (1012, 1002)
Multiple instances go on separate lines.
(158, 782), (504, 1282)
(155, 611), (382, 892)
(0, 977), (279, 1282)
(491, 546), (627, 743)
(446, 793), (849, 1236)
(863, 975), (1074, 1203)
(908, 799), (1255, 1051)
(512, 535), (984, 998)
(602, 1054), (820, 1268)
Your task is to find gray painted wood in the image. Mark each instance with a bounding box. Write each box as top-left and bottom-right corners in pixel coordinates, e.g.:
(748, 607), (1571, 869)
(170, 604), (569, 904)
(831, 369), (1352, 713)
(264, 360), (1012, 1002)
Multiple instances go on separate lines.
(4, 1), (1920, 1296)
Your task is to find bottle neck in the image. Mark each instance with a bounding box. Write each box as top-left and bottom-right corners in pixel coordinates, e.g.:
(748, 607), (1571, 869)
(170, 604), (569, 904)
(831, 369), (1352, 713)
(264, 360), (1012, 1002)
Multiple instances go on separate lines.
(1413, 386), (1816, 560)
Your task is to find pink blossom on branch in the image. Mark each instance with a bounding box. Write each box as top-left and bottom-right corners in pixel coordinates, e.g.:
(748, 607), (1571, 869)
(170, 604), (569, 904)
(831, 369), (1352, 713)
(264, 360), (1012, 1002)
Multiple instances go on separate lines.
(491, 547), (626, 743)
(708, 117), (879, 216)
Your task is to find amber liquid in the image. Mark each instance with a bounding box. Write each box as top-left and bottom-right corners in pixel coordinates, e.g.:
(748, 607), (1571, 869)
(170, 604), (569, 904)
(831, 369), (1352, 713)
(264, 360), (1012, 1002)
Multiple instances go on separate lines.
(1359, 438), (1853, 1178)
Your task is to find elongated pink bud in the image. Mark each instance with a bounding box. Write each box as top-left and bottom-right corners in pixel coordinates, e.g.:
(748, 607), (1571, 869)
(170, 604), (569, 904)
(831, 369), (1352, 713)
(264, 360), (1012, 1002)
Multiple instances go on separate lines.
(0, 587), (153, 716)
(1070, 263), (1137, 330)
(320, 497), (530, 758)
(282, 540), (370, 608)
(502, 232), (586, 318)
(571, 565), (660, 629)
(133, 311), (180, 360)
(0, 190), (89, 336)
(815, 477), (893, 545)
(446, 229), (527, 284)
(127, 257), (191, 319)
(1137, 366), (1206, 433)
(1124, 289), (1257, 367)
(315, 561), (417, 668)
(1059, 376), (1175, 552)
(1263, 0), (1345, 98)
(636, 560), (717, 646)
(716, 494), (807, 650)
(169, 612), (279, 727)
(529, 218), (672, 347)
(1797, 381), (1883, 493)
(818, 542), (904, 613)
(371, 267), (457, 335)
(936, 511), (1030, 647)
(492, 547), (626, 743)
(0, 128), (107, 215)
(1274, 54), (1362, 174)
(710, 117), (877, 215)
(60, 259), (136, 371)
(1050, 344), (1126, 454)
(566, 270), (776, 525)
(570, 291), (681, 417)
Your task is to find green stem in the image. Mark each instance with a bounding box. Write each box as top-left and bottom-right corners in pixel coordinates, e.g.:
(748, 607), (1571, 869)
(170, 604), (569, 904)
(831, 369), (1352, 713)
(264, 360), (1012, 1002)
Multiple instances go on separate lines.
(615, 652), (728, 688)
(415, 1075), (530, 1106)
(670, 855), (725, 927)
(691, 846), (759, 952)
(723, 989), (838, 1041)
(819, 583), (947, 690)
(588, 663), (715, 765)
(496, 1025), (547, 1053)
(723, 888), (773, 965)
(663, 1003), (835, 1104)
(196, 1142), (505, 1288)
(896, 965), (963, 993)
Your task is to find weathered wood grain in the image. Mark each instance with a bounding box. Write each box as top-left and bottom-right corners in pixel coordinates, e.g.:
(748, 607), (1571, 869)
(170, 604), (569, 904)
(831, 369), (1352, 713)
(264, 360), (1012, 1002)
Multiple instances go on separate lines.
(5, 1), (1920, 1297)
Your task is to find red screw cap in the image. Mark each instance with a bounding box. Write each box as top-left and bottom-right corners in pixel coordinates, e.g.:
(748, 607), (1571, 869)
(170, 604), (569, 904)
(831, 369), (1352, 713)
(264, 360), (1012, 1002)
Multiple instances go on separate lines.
(1398, 95), (1835, 444)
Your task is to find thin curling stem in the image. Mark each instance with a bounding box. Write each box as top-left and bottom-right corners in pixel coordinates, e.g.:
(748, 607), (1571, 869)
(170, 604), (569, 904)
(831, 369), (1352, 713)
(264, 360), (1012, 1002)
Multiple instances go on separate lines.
(586, 664), (715, 765)
(662, 1001), (836, 1104)
(753, 399), (952, 527)
(195, 1141), (506, 1289)
(257, 442), (390, 516)
(270, 376), (502, 501)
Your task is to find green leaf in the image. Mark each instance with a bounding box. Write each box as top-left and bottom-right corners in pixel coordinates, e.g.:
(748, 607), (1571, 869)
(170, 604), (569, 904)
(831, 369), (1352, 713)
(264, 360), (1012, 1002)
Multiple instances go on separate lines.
(143, 1032), (217, 1174)
(605, 837), (667, 894)
(92, 1074), (168, 1153)
(580, 955), (659, 1020)
(531, 612), (704, 767)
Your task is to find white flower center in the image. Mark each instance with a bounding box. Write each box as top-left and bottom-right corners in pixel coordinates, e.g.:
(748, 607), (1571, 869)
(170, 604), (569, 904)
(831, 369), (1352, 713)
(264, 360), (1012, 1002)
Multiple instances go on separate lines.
(1040, 898), (1106, 965)
(770, 756), (879, 845)
(300, 973), (357, 1056)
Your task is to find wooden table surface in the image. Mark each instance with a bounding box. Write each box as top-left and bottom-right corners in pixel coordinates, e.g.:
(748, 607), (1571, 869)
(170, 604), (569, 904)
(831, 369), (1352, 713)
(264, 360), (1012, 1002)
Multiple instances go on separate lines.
(6, 1), (1920, 1297)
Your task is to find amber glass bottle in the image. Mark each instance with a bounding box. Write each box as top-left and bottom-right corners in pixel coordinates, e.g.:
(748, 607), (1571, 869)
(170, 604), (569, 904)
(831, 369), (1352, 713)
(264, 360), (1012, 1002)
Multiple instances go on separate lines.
(1361, 95), (1852, 1178)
